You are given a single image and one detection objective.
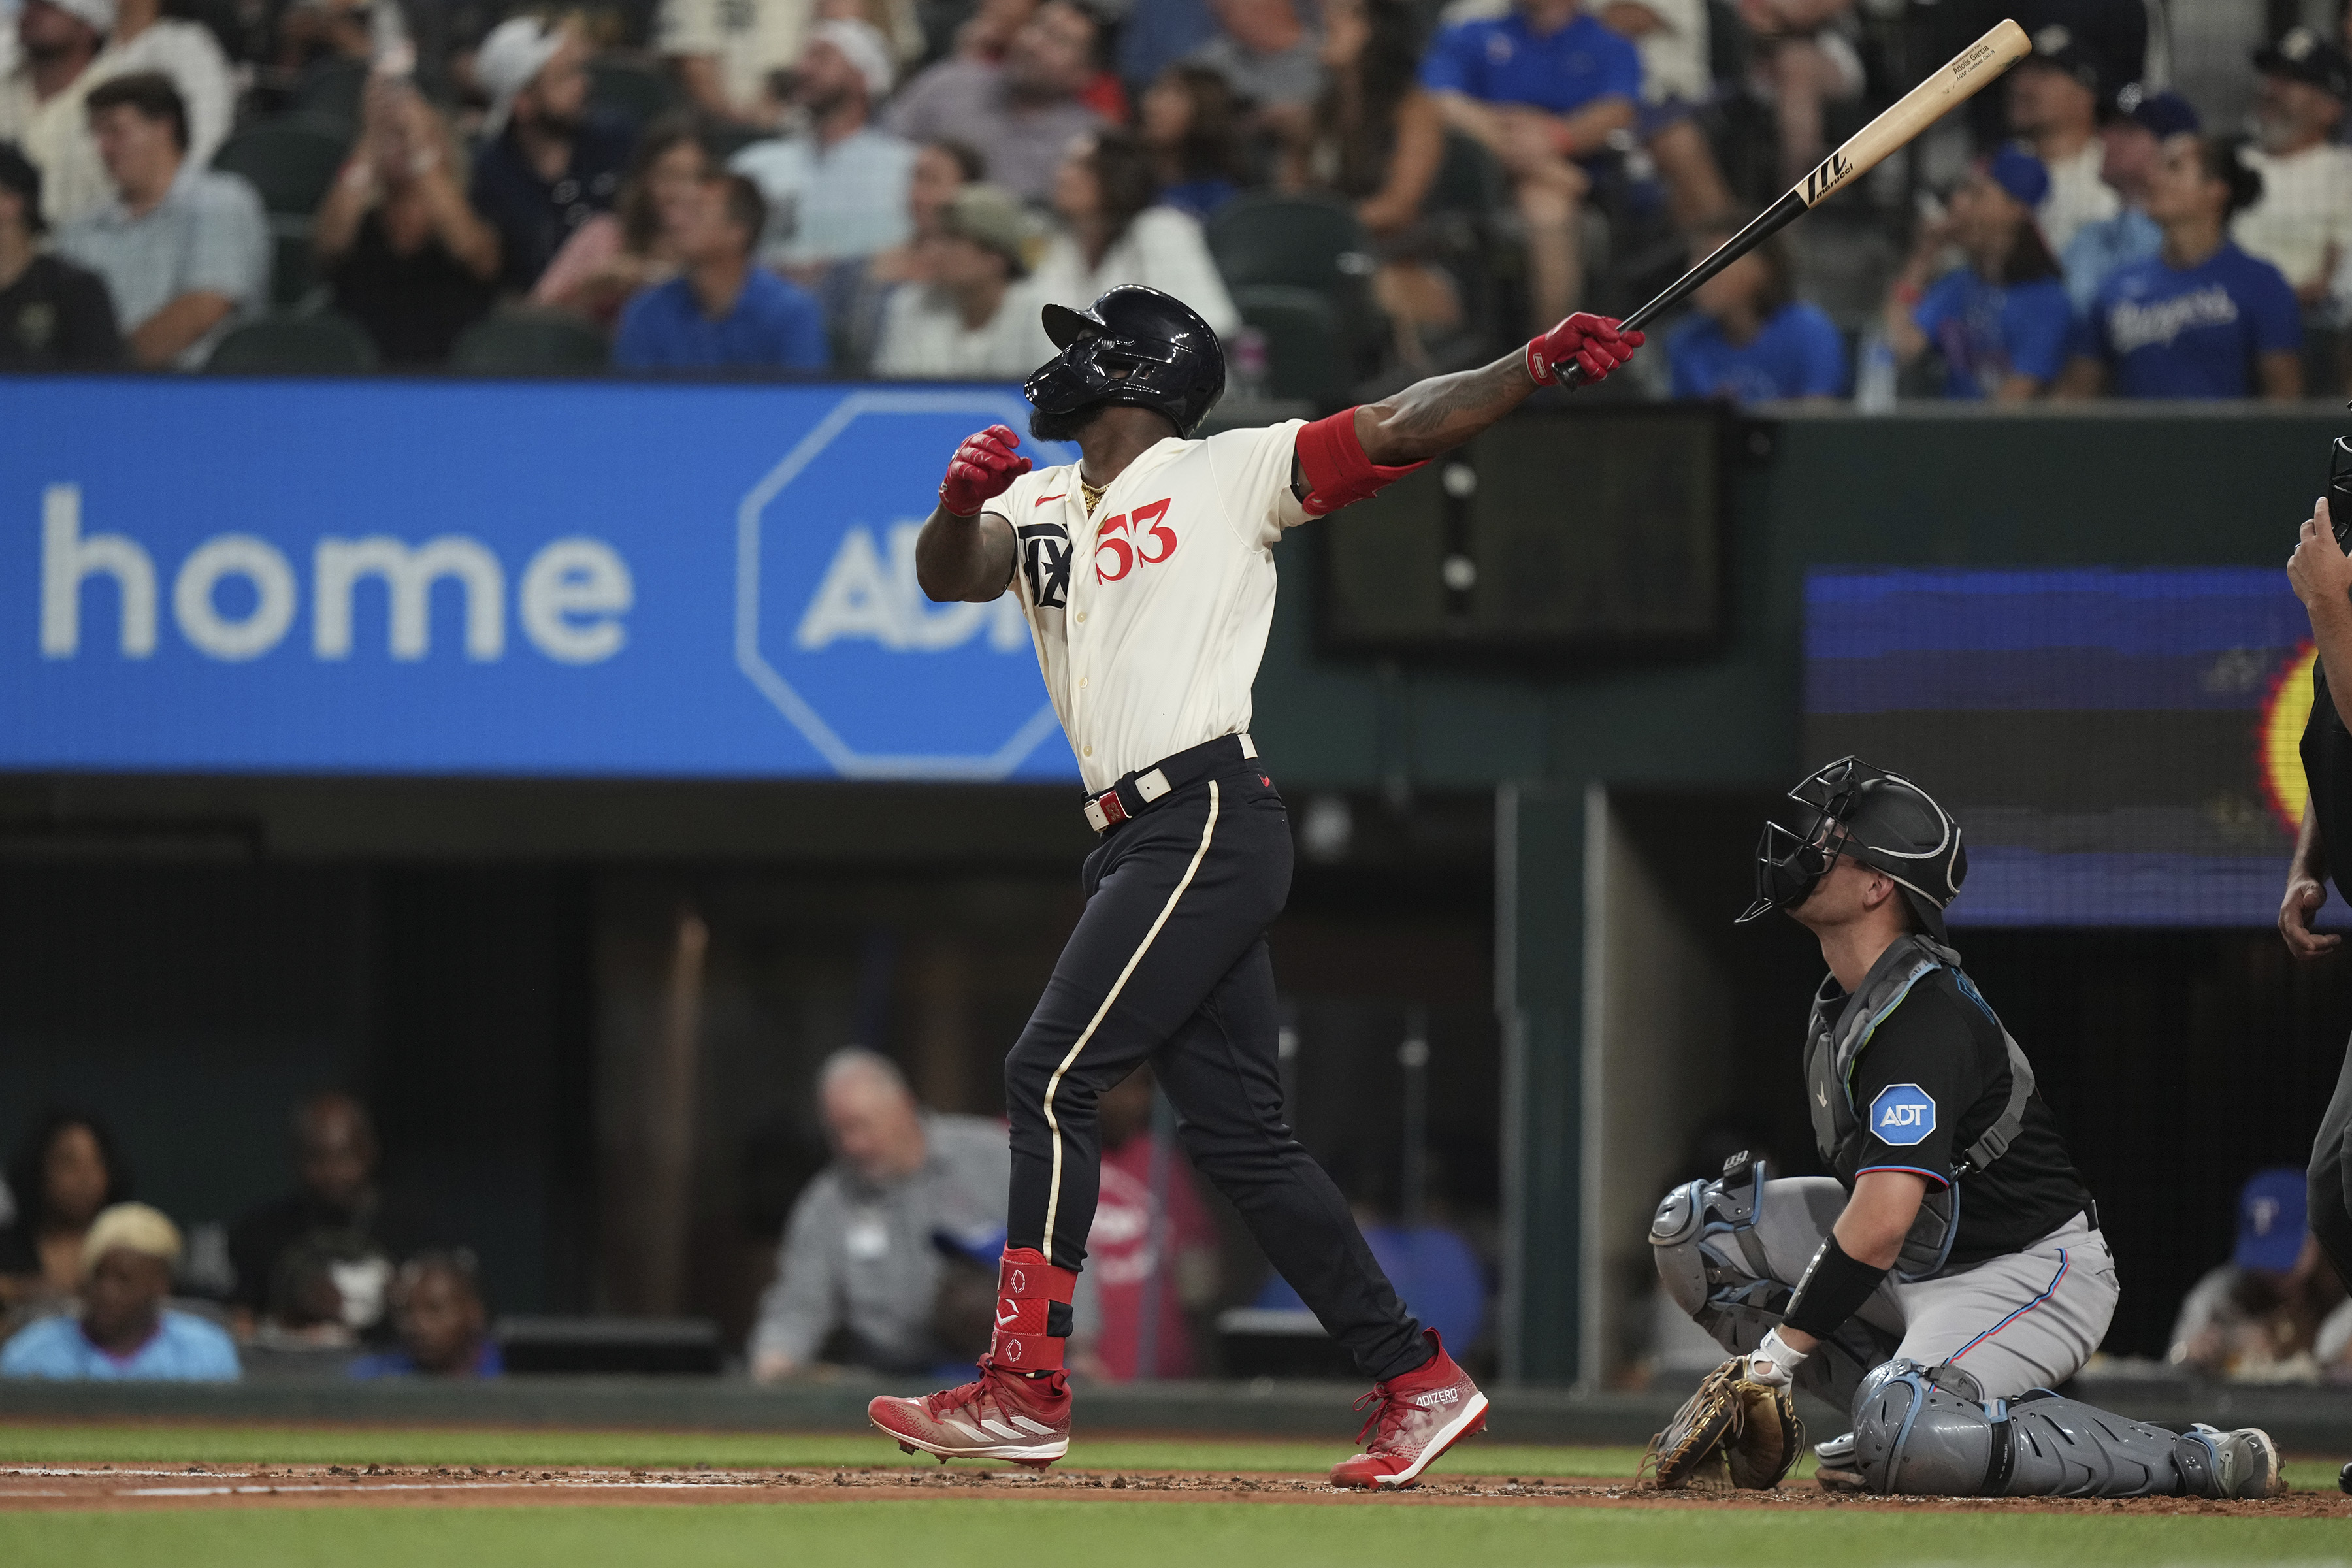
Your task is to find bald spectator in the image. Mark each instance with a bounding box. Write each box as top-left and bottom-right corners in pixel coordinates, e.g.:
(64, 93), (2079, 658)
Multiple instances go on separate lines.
(0, 0), (111, 229)
(749, 1049), (1021, 1380)
(225, 1092), (404, 1339)
(0, 1203), (240, 1381)
(2008, 23), (2119, 253)
(885, 0), (1105, 203)
(349, 1252), (502, 1379)
(468, 16), (631, 294)
(729, 20), (917, 275)
(57, 72), (266, 368)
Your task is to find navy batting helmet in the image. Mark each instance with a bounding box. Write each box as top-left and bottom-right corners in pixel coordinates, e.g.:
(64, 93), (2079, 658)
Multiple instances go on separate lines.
(1737, 757), (1967, 940)
(1024, 286), (1226, 438)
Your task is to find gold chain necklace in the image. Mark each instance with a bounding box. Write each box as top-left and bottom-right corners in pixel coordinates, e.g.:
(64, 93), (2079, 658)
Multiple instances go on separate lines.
(1079, 474), (1108, 514)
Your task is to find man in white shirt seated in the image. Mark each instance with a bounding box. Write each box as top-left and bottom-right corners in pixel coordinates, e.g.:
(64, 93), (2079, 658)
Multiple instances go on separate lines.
(2235, 27), (2352, 327)
(57, 70), (265, 367)
(2008, 24), (2117, 253)
(730, 19), (917, 282)
(872, 182), (1055, 378)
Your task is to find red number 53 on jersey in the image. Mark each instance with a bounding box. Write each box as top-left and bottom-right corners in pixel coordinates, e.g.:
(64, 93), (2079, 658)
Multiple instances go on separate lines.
(1094, 499), (1176, 584)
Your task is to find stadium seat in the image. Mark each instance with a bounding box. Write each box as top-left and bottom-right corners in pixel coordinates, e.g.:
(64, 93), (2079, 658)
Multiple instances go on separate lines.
(449, 308), (611, 374)
(206, 311), (379, 372)
(268, 225), (317, 308)
(292, 56), (368, 131)
(587, 56), (678, 125)
(212, 115), (351, 216)
(1232, 284), (1344, 408)
(1206, 192), (1374, 298)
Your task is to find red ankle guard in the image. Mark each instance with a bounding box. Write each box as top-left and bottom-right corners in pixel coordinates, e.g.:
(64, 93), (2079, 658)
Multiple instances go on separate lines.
(1296, 408), (1427, 519)
(988, 1247), (1077, 1372)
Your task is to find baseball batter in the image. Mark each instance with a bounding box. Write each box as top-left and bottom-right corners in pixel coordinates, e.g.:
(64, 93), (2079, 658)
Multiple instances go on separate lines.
(866, 284), (1641, 1487)
(1649, 758), (2287, 1499)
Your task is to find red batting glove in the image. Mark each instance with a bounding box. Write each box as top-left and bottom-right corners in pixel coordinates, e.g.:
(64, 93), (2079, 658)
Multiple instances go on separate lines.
(1526, 313), (1644, 387)
(939, 423), (1031, 517)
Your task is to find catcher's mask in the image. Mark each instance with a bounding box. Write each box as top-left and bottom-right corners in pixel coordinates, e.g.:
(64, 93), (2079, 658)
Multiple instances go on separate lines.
(1737, 757), (1965, 939)
(1024, 284), (1226, 438)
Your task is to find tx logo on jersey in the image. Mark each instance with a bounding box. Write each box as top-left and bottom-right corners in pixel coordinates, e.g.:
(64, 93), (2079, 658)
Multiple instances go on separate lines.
(1868, 1084), (1936, 1147)
(1017, 521), (1071, 610)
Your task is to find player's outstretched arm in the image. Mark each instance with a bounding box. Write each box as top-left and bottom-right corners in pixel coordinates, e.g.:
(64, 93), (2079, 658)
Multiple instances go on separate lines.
(916, 425), (1026, 603)
(1354, 313), (1642, 467)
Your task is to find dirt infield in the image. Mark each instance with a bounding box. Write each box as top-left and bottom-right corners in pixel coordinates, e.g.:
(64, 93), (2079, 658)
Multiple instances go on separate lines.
(2, 1461), (2342, 1517)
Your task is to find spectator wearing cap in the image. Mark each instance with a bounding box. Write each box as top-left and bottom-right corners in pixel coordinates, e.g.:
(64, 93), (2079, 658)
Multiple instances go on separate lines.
(1420, 0), (1639, 329)
(2167, 1168), (2352, 1382)
(871, 182), (1054, 376)
(2008, 23), (2119, 253)
(56, 71), (265, 368)
(2060, 86), (2197, 314)
(2236, 29), (2352, 331)
(0, 0), (112, 229)
(348, 1252), (504, 1379)
(1032, 127), (1239, 337)
(0, 141), (118, 367)
(2058, 133), (2302, 400)
(1667, 207), (1844, 403)
(468, 16), (631, 295)
(314, 74), (498, 365)
(1184, 0), (1324, 120)
(729, 20), (918, 278)
(658, 0), (810, 130)
(86, 0), (232, 172)
(615, 172), (828, 370)
(1884, 148), (2071, 402)
(885, 0), (1106, 204)
(0, 1203), (240, 1381)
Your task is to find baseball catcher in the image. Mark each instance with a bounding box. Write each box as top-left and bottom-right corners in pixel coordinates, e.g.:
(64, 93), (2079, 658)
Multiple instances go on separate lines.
(865, 285), (1642, 1486)
(1648, 758), (2287, 1499)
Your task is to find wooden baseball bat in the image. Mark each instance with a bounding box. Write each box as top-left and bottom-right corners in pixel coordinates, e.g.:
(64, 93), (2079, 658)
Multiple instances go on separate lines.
(1564, 17), (2032, 384)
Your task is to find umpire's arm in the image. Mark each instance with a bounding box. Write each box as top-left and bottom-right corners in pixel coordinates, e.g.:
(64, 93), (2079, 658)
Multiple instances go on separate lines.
(2285, 500), (2352, 958)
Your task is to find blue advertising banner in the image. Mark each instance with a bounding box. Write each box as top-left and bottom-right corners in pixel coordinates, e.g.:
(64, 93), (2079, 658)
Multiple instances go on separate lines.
(0, 379), (1081, 780)
(1804, 567), (2328, 928)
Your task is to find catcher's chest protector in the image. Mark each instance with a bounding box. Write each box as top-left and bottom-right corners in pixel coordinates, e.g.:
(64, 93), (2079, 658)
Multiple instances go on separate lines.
(1804, 936), (2037, 1280)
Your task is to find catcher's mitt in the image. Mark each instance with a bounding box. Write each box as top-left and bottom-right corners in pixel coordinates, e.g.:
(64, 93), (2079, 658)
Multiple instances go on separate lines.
(1641, 1357), (1806, 1490)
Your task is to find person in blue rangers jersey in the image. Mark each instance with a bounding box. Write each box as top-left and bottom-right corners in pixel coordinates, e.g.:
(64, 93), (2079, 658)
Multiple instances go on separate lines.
(2057, 133), (2303, 400)
(1667, 211), (1848, 404)
(1649, 758), (2289, 1499)
(1884, 148), (2072, 403)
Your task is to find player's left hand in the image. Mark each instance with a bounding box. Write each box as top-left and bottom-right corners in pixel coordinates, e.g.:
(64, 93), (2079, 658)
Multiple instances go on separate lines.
(1527, 312), (1644, 387)
(2289, 498), (2352, 612)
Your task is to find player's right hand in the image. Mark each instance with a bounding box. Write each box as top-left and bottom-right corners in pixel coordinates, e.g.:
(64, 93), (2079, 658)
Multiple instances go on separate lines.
(2279, 873), (2340, 960)
(939, 424), (1030, 517)
(1526, 312), (1644, 387)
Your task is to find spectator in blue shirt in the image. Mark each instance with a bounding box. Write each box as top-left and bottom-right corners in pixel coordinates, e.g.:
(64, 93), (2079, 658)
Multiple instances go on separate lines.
(1886, 148), (2073, 401)
(0, 1203), (238, 1382)
(616, 173), (829, 372)
(1668, 210), (1847, 402)
(2061, 86), (2198, 314)
(2058, 134), (2304, 400)
(1420, 0), (1640, 328)
(349, 1252), (503, 1380)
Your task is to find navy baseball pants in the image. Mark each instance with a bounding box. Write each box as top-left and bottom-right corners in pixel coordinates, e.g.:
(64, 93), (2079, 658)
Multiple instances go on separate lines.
(1001, 757), (1428, 1382)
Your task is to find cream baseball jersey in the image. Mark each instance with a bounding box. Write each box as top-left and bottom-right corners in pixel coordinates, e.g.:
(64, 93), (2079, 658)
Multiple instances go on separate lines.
(985, 420), (1309, 794)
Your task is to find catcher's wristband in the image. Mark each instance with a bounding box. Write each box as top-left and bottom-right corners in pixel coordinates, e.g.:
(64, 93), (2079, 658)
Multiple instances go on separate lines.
(1782, 1233), (1887, 1339)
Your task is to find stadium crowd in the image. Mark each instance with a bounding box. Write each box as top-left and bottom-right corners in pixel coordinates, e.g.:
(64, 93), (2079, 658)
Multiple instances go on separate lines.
(0, 0), (2345, 402)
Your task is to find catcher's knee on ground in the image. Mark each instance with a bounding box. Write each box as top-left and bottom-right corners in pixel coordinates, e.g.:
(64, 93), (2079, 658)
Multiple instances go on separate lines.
(1850, 1360), (2188, 1497)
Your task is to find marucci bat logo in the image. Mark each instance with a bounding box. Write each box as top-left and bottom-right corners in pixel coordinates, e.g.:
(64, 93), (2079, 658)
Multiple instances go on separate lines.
(1803, 150), (1853, 205)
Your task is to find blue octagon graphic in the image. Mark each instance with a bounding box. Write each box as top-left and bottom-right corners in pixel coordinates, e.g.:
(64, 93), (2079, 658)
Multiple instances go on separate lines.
(736, 391), (1077, 780)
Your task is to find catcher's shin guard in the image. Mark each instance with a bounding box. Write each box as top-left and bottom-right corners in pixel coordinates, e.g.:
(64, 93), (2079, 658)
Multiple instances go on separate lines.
(1852, 1362), (2188, 1497)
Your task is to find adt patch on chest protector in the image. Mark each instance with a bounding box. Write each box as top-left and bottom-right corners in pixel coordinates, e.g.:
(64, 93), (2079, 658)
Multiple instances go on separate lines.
(1869, 1084), (1938, 1147)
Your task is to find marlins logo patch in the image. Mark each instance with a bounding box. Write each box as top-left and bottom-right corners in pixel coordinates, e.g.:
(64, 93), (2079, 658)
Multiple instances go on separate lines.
(1869, 1083), (1936, 1147)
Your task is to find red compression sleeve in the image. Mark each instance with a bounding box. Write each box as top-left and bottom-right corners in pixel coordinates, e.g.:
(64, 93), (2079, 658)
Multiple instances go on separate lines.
(1295, 408), (1427, 518)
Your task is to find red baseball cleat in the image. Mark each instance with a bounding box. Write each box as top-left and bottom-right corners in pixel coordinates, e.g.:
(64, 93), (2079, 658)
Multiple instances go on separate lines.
(1329, 1329), (1490, 1489)
(868, 1360), (1072, 1468)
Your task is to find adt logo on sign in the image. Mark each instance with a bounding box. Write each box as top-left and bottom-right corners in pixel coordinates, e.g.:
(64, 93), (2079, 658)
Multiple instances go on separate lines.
(1869, 1084), (1937, 1147)
(736, 391), (1077, 780)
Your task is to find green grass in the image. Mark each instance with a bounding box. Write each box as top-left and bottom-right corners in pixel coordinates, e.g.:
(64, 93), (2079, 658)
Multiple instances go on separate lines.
(0, 1422), (1649, 1478)
(0, 1501), (2345, 1568)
